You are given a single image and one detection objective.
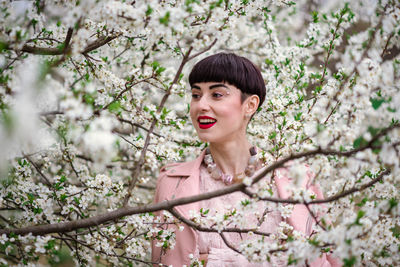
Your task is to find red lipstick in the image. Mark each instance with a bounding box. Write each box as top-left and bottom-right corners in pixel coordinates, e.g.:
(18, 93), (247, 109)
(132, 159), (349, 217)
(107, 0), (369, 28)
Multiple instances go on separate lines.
(198, 116), (217, 129)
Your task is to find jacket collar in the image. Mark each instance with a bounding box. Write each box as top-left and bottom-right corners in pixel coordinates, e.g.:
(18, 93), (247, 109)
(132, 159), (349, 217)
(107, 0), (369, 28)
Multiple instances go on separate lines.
(164, 149), (207, 178)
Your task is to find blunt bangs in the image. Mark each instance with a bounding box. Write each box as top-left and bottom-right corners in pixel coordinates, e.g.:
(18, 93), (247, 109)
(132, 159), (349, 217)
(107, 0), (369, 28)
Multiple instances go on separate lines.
(189, 53), (266, 108)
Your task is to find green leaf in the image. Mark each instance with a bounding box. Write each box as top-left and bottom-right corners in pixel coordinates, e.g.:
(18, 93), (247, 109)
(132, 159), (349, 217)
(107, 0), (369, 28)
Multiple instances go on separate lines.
(57, 43), (65, 51)
(388, 198), (398, 210)
(367, 126), (380, 137)
(151, 61), (160, 70)
(390, 225), (400, 238)
(265, 58), (273, 65)
(83, 93), (95, 106)
(294, 112), (302, 121)
(108, 101), (121, 113)
(268, 131), (277, 140)
(156, 66), (166, 75)
(33, 207), (43, 214)
(370, 97), (385, 110)
(60, 194), (67, 201)
(146, 5), (153, 16)
(356, 197), (368, 207)
(308, 238), (319, 246)
(159, 11), (170, 26)
(354, 210), (365, 225)
(241, 199), (250, 206)
(353, 136), (367, 149)
(317, 123), (326, 133)
(44, 240), (56, 250)
(27, 193), (35, 203)
(287, 254), (298, 265)
(311, 11), (319, 23)
(73, 197), (80, 205)
(343, 256), (357, 267)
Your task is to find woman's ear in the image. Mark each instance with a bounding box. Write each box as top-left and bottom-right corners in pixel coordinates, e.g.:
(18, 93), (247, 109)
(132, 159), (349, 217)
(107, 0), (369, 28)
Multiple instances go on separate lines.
(245, 95), (260, 116)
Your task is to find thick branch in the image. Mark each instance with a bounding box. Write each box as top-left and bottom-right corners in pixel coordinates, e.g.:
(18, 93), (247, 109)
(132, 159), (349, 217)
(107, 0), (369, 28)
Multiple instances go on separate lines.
(63, 28), (74, 53)
(17, 32), (121, 56)
(0, 167), (390, 236)
(21, 45), (63, 55)
(0, 125), (396, 236)
(82, 33), (122, 54)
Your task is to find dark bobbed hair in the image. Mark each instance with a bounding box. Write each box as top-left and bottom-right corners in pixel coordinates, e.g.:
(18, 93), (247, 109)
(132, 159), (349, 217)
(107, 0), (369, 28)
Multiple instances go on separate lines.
(189, 52), (266, 108)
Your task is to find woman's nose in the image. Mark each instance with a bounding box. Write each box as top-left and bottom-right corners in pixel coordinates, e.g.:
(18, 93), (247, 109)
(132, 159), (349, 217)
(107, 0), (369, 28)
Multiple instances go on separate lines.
(198, 95), (210, 111)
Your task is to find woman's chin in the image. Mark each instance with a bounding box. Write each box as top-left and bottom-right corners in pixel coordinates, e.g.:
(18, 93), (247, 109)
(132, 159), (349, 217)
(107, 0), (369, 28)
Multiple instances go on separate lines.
(197, 134), (215, 143)
(197, 135), (224, 144)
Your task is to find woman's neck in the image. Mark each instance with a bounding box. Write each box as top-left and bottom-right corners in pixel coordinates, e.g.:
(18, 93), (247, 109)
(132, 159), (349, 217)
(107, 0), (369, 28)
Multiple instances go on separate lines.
(208, 139), (252, 176)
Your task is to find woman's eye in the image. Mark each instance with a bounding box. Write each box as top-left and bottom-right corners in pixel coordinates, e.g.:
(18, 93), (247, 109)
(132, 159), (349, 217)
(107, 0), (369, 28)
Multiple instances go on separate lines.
(191, 93), (200, 99)
(213, 92), (223, 98)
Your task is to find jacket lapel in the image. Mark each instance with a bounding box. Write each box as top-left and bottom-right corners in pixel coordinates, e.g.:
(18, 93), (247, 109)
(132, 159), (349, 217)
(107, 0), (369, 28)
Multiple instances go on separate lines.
(165, 149), (207, 219)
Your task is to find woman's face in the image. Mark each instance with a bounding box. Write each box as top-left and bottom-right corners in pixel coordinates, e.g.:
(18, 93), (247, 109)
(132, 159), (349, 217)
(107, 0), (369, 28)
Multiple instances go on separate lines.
(189, 81), (248, 143)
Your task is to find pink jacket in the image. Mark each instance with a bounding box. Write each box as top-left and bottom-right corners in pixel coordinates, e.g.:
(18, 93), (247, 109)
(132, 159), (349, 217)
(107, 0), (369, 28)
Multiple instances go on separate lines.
(152, 150), (341, 266)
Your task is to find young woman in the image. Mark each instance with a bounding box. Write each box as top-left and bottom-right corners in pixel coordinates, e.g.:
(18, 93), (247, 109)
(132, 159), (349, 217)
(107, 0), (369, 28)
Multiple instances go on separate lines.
(151, 53), (340, 266)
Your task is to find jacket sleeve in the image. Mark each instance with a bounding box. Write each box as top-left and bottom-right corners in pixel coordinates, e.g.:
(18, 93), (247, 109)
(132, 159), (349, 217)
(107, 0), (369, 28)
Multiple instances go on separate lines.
(274, 166), (342, 267)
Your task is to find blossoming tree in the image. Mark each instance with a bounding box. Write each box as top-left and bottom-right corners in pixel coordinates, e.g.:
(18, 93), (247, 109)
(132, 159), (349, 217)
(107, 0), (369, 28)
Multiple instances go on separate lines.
(0, 0), (399, 266)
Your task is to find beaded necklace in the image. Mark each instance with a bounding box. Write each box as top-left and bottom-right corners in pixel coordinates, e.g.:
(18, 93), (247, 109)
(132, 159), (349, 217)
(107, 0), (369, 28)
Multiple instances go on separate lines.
(203, 146), (258, 185)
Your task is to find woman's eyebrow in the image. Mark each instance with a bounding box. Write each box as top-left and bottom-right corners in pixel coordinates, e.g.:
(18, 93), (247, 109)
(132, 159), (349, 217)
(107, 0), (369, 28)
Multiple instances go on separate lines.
(209, 83), (229, 90)
(191, 85), (201, 90)
(191, 83), (229, 90)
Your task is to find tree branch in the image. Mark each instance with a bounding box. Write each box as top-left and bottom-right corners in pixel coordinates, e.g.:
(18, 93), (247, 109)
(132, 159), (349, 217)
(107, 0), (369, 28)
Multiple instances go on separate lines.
(23, 154), (52, 187)
(168, 208), (271, 236)
(220, 232), (241, 253)
(16, 32), (121, 56)
(82, 33), (122, 54)
(0, 124), (396, 236)
(245, 168), (390, 205)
